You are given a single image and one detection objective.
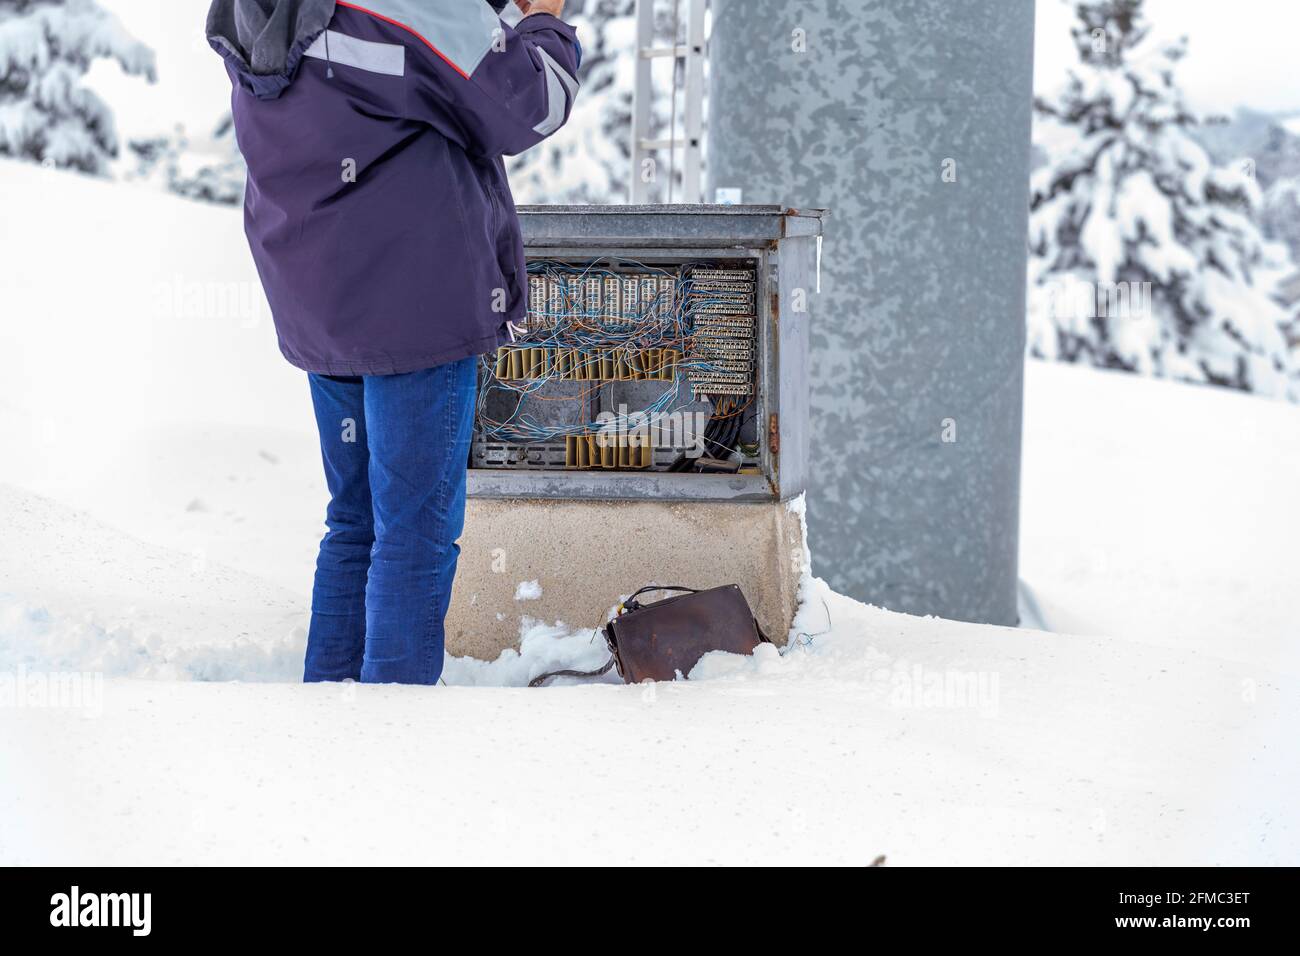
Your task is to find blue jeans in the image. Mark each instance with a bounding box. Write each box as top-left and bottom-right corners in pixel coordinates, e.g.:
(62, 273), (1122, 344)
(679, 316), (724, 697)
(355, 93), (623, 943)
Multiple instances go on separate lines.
(304, 358), (477, 684)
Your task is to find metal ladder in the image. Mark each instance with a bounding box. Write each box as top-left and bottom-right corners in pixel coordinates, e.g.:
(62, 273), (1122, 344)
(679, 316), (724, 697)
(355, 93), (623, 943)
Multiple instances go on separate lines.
(629, 0), (707, 204)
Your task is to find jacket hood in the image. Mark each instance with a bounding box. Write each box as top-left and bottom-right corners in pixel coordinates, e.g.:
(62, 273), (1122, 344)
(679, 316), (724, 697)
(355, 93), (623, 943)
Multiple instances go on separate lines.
(207, 0), (336, 100)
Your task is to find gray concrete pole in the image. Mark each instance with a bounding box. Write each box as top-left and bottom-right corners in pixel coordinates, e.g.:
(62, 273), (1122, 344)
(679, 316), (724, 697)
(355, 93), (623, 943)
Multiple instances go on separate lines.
(707, 0), (1035, 625)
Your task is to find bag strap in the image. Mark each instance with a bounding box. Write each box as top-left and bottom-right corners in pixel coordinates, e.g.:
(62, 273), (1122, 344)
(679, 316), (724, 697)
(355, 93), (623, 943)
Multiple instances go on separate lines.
(621, 584), (698, 612)
(528, 654), (616, 688)
(627, 584), (771, 645)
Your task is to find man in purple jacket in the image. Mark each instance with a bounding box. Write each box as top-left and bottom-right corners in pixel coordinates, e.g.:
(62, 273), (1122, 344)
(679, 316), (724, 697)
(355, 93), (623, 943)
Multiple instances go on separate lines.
(206, 0), (579, 684)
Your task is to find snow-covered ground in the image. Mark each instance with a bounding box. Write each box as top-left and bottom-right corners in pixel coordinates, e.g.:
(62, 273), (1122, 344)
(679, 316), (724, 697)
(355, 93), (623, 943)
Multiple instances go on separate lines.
(1, 161), (1297, 864)
(1020, 361), (1300, 672)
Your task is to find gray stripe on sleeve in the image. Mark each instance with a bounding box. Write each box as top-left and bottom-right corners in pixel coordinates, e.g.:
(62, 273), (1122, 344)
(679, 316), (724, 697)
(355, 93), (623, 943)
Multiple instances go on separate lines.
(531, 47), (579, 136)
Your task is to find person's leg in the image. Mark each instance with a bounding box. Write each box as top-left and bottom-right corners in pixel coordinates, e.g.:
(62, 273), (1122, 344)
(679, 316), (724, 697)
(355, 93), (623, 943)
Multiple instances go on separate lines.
(304, 373), (372, 682)
(361, 357), (477, 685)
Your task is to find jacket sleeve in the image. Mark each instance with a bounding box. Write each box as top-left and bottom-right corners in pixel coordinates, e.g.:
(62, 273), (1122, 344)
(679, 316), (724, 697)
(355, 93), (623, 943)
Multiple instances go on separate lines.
(407, 12), (581, 160)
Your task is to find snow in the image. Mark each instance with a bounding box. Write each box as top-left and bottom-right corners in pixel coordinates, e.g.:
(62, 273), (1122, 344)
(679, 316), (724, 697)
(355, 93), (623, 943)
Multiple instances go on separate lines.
(1, 159), (1297, 864)
(1019, 360), (1300, 672)
(5, 567), (1294, 865)
(513, 580), (543, 602)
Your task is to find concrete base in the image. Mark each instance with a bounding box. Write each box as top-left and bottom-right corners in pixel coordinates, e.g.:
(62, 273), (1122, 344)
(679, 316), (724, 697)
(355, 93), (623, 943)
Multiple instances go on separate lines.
(447, 498), (805, 661)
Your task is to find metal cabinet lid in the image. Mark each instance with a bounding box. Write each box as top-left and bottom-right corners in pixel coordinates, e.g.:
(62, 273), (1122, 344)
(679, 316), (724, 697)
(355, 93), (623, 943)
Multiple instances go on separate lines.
(517, 204), (827, 246)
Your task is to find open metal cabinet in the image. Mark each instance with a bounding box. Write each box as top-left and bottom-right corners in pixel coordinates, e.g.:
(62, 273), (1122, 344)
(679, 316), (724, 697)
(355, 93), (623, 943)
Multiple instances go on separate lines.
(467, 205), (825, 503)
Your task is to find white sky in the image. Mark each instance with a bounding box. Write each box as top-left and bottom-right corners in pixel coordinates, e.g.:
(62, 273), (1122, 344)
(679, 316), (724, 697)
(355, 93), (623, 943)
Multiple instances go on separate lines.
(91, 0), (1300, 146)
(1035, 0), (1300, 117)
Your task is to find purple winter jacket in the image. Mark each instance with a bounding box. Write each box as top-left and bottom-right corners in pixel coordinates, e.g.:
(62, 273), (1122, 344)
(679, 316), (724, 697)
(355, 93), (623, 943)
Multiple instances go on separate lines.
(206, 0), (581, 375)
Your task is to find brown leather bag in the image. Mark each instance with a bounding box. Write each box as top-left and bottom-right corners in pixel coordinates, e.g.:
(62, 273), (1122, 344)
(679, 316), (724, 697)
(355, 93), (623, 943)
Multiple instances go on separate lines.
(529, 584), (771, 686)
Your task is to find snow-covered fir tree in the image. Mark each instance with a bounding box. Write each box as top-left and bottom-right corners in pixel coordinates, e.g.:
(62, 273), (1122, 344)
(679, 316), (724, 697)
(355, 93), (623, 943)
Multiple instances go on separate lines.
(1260, 178), (1300, 281)
(0, 0), (155, 174)
(1028, 0), (1298, 399)
(1198, 109), (1300, 272)
(128, 113), (245, 206)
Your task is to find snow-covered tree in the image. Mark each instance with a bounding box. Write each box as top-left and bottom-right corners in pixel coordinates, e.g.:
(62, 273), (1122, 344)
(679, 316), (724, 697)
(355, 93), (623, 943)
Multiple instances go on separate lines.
(1028, 0), (1298, 399)
(128, 113), (245, 206)
(1260, 178), (1300, 273)
(0, 0), (155, 174)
